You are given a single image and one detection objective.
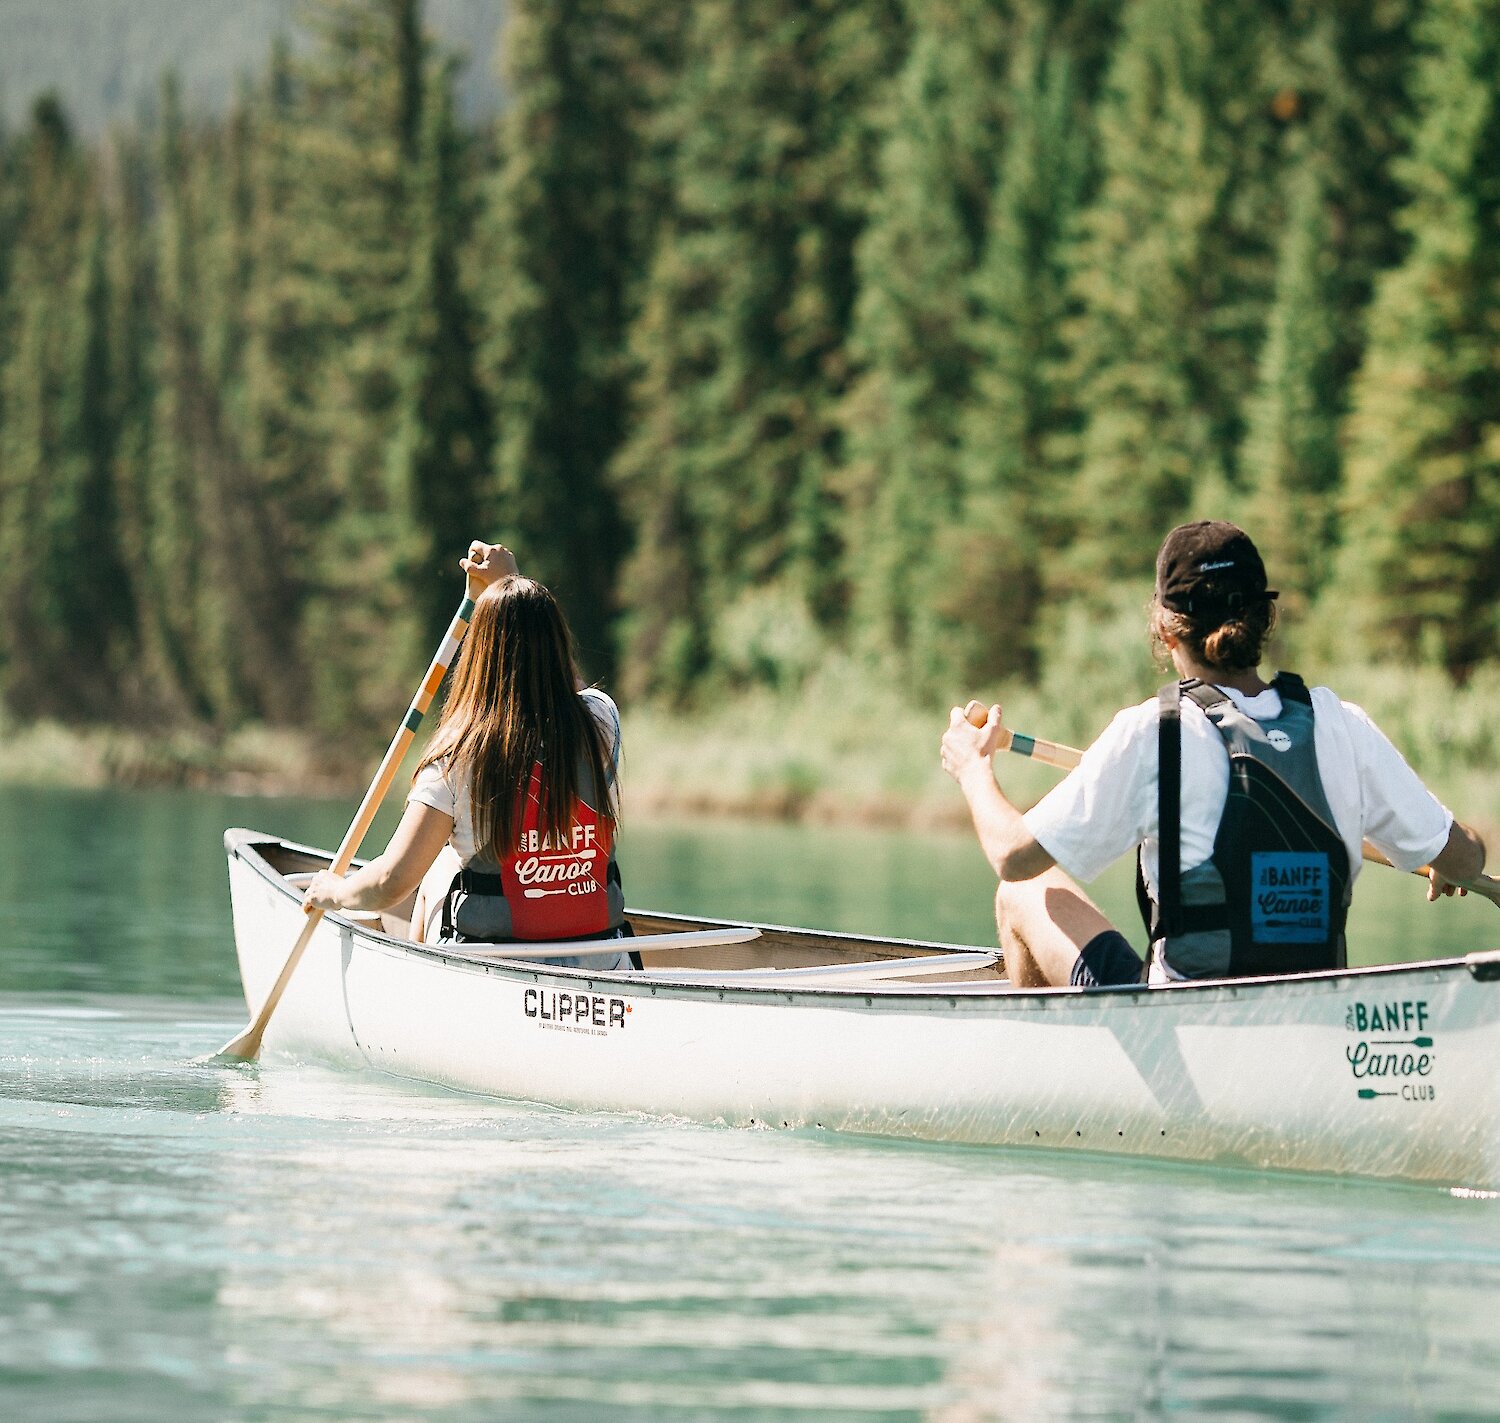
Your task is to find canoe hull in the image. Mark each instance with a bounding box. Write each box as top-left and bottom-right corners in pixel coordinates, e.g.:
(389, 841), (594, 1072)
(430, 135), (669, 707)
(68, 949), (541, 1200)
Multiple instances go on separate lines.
(226, 830), (1500, 1188)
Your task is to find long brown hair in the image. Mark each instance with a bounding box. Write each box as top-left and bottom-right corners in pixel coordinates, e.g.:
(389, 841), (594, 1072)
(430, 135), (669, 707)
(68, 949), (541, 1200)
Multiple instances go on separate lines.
(416, 577), (616, 860)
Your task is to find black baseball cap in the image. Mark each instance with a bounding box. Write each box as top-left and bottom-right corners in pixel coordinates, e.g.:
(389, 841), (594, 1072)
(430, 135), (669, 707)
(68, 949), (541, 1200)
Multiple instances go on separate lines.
(1155, 521), (1278, 623)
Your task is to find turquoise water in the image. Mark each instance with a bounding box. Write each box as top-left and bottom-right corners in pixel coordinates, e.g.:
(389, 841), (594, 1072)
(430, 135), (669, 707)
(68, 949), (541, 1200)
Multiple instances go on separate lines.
(3, 784), (1500, 1420)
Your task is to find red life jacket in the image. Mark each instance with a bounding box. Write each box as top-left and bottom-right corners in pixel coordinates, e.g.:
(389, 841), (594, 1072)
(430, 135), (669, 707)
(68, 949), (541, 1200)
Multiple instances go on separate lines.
(497, 760), (615, 940)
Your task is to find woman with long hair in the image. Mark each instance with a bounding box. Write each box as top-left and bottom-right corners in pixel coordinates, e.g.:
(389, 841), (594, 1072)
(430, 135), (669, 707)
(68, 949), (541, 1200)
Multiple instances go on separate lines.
(302, 542), (633, 971)
(939, 520), (1488, 987)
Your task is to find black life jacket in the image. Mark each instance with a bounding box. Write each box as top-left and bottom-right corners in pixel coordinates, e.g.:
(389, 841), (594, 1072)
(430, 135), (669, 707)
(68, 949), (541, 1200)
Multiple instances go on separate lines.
(1138, 672), (1351, 980)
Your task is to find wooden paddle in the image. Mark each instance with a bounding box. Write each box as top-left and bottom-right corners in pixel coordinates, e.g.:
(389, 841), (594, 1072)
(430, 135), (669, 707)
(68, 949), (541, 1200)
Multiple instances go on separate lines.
(216, 561), (489, 1062)
(963, 703), (1500, 907)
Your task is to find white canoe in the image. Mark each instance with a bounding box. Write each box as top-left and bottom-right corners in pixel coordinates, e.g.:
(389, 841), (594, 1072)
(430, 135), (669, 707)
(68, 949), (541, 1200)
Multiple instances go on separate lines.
(225, 828), (1500, 1189)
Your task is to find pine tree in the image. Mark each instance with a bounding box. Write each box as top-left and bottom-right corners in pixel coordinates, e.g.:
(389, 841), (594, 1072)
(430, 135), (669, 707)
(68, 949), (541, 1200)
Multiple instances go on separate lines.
(0, 95), (137, 718)
(135, 72), (306, 727)
(1238, 160), (1342, 618)
(103, 128), (168, 716)
(1037, 0), (1125, 103)
(611, 0), (906, 698)
(485, 0), (687, 684)
(1231, 0), (1421, 623)
(841, 0), (1009, 684)
(143, 73), (220, 717)
(292, 0), (432, 735)
(949, 12), (1091, 684)
(235, 38), (322, 723)
(1337, 0), (1500, 677)
(207, 82), (256, 400)
(0, 118), (21, 363)
(55, 201), (135, 703)
(1064, 0), (1279, 585)
(1267, 1), (1421, 381)
(0, 96), (89, 716)
(194, 81), (313, 724)
(387, 60), (493, 650)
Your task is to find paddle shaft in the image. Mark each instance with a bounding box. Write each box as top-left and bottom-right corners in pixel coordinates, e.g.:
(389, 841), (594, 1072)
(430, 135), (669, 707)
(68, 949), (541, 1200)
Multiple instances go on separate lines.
(990, 723), (1500, 905)
(218, 582), (483, 1060)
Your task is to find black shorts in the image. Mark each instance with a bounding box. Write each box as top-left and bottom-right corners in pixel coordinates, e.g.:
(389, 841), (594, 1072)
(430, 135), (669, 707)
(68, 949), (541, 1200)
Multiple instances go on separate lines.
(1070, 930), (1145, 988)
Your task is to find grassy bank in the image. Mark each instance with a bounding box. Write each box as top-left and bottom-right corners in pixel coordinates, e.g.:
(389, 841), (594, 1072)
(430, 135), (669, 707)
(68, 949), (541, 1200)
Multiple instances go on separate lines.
(2, 658), (1496, 844)
(0, 717), (352, 797)
(622, 661), (1500, 841)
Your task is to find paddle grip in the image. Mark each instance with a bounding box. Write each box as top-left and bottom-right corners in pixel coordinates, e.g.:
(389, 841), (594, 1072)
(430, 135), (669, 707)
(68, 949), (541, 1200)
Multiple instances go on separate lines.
(963, 702), (1082, 771)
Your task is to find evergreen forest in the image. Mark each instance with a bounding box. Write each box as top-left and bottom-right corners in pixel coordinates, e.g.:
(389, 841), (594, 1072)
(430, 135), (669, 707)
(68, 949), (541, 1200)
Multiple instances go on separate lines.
(1, 0), (1498, 768)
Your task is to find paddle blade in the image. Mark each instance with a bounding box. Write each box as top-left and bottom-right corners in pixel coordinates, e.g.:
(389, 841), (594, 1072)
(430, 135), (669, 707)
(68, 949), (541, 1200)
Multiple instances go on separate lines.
(213, 1024), (267, 1063)
(209, 909), (324, 1065)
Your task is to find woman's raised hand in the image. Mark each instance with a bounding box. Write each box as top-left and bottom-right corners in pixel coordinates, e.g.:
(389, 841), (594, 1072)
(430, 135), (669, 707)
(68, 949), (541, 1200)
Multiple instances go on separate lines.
(461, 541), (521, 591)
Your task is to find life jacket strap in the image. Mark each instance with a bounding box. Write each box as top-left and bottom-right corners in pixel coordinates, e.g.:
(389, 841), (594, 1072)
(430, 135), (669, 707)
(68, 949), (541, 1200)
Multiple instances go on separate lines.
(1154, 680), (1184, 941)
(1193, 671), (1310, 719)
(1272, 669), (1311, 705)
(1149, 676), (1301, 943)
(439, 861), (622, 943)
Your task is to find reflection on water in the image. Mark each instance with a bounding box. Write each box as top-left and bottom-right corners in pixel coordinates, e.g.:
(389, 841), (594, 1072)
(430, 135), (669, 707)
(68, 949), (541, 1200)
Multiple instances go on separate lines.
(3, 1006), (1500, 1420)
(0, 785), (350, 998)
(3, 784), (1500, 1419)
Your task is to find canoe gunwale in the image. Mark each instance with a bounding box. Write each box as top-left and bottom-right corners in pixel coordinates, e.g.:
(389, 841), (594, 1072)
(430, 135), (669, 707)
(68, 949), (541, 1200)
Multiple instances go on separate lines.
(225, 827), (1494, 1009)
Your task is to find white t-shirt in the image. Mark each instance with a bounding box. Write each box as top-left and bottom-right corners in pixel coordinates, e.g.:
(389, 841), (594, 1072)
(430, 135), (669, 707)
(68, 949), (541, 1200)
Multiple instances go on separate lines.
(408, 688), (622, 864)
(1023, 684), (1453, 902)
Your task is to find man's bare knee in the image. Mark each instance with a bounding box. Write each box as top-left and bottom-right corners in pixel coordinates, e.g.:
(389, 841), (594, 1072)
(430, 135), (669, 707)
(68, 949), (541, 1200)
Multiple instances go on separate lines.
(995, 880), (1040, 986)
(995, 877), (1039, 939)
(994, 878), (1012, 925)
(993, 866), (1119, 989)
(995, 872), (1051, 925)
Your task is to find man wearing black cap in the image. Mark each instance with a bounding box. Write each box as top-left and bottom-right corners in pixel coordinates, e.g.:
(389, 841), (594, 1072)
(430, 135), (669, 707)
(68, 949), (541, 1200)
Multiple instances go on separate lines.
(940, 520), (1489, 987)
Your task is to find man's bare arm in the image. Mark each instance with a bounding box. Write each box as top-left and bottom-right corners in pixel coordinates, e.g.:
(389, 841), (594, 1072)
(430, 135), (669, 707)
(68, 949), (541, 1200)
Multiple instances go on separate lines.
(1428, 821), (1487, 901)
(941, 703), (1057, 882)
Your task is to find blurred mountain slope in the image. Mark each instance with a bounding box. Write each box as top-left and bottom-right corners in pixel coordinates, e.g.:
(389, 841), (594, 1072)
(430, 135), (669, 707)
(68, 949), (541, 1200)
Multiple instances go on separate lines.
(0, 0), (505, 133)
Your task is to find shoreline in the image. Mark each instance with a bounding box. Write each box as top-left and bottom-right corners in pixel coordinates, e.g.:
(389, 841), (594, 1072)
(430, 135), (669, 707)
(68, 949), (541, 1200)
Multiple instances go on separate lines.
(0, 720), (359, 801)
(2, 710), (1495, 847)
(0, 716), (979, 830)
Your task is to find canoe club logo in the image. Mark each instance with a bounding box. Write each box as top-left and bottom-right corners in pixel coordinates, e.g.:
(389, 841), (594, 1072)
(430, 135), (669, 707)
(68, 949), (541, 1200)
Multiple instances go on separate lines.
(1344, 999), (1435, 1103)
(514, 824), (603, 899)
(523, 987), (631, 1037)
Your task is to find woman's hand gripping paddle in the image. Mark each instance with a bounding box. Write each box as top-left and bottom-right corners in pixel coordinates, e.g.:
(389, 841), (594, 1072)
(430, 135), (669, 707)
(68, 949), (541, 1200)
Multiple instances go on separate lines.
(960, 702), (1500, 908)
(214, 546), (506, 1063)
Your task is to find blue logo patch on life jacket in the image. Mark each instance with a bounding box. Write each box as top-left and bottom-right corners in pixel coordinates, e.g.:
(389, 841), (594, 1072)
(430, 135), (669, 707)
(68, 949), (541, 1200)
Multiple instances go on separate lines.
(1251, 851), (1330, 943)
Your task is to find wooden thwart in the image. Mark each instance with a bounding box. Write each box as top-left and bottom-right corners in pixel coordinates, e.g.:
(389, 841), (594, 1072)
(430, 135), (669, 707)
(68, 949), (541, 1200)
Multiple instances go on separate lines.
(449, 926), (762, 961)
(642, 950), (999, 985)
(446, 929), (997, 984)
